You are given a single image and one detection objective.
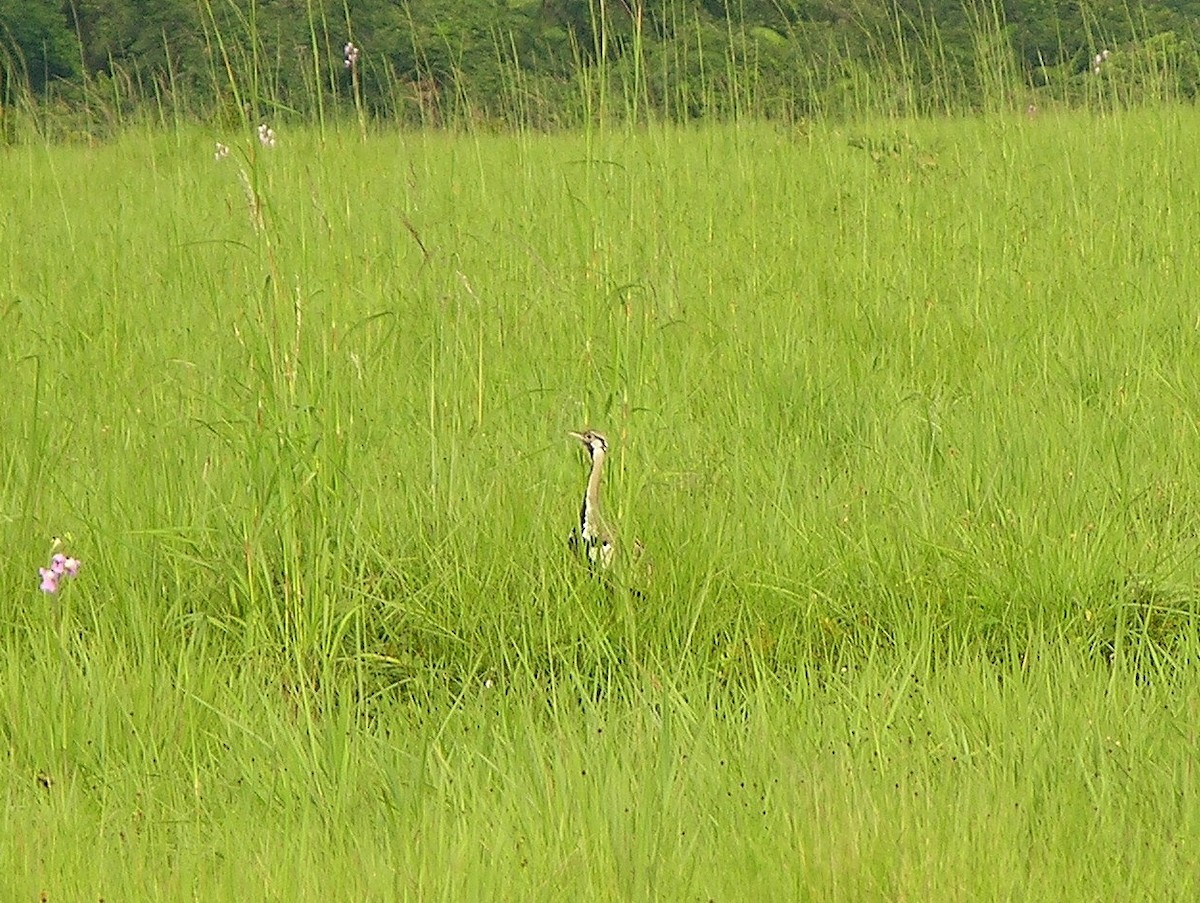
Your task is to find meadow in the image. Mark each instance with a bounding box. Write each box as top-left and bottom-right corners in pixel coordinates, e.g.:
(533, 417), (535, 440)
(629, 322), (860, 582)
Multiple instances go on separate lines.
(3, 106), (1200, 899)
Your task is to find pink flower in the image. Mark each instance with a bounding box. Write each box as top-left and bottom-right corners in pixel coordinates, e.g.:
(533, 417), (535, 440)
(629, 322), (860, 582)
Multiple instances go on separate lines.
(39, 568), (59, 594)
(39, 550), (81, 592)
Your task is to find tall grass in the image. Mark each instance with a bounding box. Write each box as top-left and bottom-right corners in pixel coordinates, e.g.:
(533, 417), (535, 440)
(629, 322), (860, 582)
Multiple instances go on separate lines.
(3, 106), (1200, 895)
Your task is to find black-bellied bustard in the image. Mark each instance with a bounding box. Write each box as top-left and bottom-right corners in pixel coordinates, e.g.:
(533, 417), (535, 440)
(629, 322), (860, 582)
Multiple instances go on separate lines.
(567, 429), (616, 570)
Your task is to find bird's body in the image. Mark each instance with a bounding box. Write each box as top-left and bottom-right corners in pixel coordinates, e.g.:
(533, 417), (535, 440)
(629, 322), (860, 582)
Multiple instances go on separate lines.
(568, 429), (616, 569)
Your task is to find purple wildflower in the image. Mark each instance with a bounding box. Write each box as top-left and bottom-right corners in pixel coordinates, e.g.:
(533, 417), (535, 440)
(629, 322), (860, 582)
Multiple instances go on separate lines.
(38, 548), (81, 593)
(39, 568), (59, 594)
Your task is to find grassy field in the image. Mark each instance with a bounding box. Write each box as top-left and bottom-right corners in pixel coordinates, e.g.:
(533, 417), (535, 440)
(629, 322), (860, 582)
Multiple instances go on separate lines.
(3, 107), (1200, 899)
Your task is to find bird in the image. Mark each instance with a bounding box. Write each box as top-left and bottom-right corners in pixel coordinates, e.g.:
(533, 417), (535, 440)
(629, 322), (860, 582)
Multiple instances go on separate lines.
(567, 429), (616, 570)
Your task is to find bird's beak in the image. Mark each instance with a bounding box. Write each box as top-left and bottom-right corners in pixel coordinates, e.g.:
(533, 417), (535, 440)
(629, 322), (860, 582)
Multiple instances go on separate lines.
(567, 431), (585, 442)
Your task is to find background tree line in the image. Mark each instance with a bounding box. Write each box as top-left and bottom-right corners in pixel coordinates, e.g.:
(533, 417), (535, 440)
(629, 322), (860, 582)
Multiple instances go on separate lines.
(3, 0), (1200, 126)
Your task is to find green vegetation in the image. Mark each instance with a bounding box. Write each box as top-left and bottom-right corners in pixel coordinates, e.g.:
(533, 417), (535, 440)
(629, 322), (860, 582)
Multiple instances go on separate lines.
(4, 1), (1200, 129)
(3, 106), (1200, 897)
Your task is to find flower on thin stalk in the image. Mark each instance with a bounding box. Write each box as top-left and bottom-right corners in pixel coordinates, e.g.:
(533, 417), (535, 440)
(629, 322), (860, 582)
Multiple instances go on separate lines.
(214, 141), (231, 161)
(54, 554), (81, 577)
(344, 41), (360, 69)
(39, 568), (59, 594)
(257, 123), (277, 148)
(38, 548), (81, 594)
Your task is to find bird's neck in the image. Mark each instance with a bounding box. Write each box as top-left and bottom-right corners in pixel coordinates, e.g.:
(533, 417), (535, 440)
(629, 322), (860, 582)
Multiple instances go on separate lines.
(580, 448), (606, 534)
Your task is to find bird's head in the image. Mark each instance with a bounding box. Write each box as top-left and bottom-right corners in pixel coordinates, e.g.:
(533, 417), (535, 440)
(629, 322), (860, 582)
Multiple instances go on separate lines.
(568, 429), (608, 458)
